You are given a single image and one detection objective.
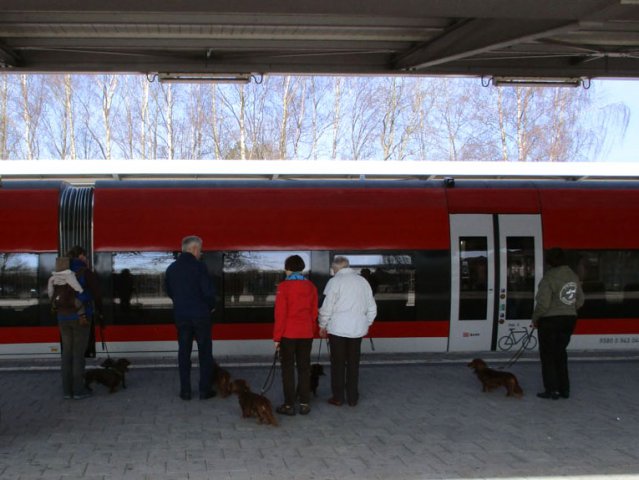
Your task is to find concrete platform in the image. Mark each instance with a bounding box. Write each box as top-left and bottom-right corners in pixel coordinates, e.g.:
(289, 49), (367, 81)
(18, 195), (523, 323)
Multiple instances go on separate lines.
(2, 351), (639, 479)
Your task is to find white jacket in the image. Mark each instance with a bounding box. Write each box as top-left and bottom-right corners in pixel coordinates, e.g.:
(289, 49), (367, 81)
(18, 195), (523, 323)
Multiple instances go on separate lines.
(47, 270), (83, 299)
(319, 268), (377, 338)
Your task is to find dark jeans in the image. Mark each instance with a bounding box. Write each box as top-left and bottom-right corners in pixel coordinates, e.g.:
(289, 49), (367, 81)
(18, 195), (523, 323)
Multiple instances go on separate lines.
(538, 315), (577, 395)
(59, 319), (91, 397)
(328, 335), (363, 404)
(279, 338), (313, 405)
(176, 321), (213, 395)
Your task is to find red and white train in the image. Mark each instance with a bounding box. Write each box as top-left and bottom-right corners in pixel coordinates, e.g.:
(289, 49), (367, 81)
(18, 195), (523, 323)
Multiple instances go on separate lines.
(2, 176), (639, 357)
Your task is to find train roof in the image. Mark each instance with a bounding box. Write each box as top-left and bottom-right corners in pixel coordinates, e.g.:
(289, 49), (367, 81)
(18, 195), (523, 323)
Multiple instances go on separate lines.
(1, 160), (639, 185)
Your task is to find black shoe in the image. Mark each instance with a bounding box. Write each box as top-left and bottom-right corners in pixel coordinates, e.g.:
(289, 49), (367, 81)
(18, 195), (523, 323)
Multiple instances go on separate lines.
(348, 400), (358, 407)
(537, 391), (560, 400)
(276, 404), (296, 416)
(180, 392), (192, 401)
(299, 404), (311, 415)
(73, 391), (92, 400)
(199, 390), (217, 400)
(559, 391), (570, 399)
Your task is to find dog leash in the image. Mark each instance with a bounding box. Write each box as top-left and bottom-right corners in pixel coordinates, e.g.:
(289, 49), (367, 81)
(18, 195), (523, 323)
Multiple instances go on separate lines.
(501, 326), (536, 369)
(316, 338), (323, 363)
(260, 349), (279, 395)
(99, 323), (112, 360)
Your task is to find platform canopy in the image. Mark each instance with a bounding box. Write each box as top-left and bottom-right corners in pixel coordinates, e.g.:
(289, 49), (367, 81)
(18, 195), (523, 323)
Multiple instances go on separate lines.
(1, 160), (639, 184)
(1, 1), (639, 78)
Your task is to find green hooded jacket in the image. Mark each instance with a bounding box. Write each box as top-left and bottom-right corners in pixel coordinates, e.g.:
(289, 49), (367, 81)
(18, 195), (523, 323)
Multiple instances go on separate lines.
(532, 265), (585, 324)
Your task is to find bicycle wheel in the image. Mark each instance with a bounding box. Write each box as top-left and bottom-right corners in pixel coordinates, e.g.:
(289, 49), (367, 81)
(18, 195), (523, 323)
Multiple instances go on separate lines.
(498, 335), (514, 351)
(524, 334), (538, 350)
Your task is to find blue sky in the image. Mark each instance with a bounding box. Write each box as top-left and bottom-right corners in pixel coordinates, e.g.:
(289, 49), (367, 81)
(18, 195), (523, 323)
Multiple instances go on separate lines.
(596, 79), (639, 162)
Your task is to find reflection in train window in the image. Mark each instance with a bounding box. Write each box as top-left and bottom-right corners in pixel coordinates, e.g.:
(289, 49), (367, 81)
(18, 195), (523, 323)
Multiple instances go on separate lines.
(111, 252), (175, 315)
(0, 253), (39, 324)
(458, 237), (488, 321)
(506, 237), (535, 320)
(224, 251), (311, 309)
(567, 250), (639, 319)
(334, 254), (416, 321)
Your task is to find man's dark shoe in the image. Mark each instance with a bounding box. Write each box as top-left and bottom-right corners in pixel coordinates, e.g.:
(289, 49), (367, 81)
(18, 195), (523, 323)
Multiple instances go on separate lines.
(348, 400), (358, 407)
(327, 397), (343, 407)
(276, 404), (296, 416)
(180, 392), (192, 401)
(537, 391), (560, 400)
(73, 391), (92, 400)
(559, 391), (570, 399)
(199, 390), (217, 400)
(299, 403), (311, 415)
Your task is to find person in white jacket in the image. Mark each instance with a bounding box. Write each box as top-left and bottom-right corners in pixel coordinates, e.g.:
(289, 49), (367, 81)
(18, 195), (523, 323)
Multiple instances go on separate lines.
(319, 256), (377, 407)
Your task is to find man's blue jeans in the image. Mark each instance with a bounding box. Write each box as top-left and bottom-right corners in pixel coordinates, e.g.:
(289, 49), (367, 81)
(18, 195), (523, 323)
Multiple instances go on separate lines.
(176, 321), (213, 396)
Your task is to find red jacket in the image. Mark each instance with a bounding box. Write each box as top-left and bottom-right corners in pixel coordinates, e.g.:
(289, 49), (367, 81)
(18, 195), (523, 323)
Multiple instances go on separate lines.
(273, 279), (318, 341)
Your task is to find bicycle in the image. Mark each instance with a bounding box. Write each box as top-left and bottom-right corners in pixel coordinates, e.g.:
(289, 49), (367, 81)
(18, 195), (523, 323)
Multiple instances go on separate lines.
(498, 326), (537, 351)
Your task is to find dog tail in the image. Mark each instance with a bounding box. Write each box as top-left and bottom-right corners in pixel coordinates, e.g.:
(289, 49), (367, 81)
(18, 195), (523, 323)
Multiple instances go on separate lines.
(258, 403), (278, 427)
(512, 378), (524, 397)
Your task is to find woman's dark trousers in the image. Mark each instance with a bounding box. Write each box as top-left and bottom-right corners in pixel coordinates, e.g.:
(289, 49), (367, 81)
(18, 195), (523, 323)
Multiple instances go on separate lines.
(279, 338), (313, 406)
(59, 319), (91, 397)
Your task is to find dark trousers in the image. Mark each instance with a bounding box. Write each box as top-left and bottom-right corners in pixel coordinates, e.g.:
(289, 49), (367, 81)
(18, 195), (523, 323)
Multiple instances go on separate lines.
(538, 315), (577, 395)
(84, 315), (96, 358)
(59, 319), (91, 396)
(176, 321), (213, 395)
(279, 338), (313, 405)
(328, 335), (362, 404)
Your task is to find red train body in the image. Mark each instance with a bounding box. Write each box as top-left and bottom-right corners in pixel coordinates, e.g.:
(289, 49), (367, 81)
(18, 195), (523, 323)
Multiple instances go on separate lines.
(2, 179), (639, 357)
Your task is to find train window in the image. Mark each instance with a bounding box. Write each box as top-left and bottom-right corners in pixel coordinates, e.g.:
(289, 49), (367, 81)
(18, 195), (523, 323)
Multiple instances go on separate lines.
(506, 237), (535, 320)
(332, 253), (416, 320)
(0, 253), (39, 325)
(458, 237), (488, 320)
(223, 251), (312, 311)
(568, 250), (639, 319)
(110, 252), (176, 324)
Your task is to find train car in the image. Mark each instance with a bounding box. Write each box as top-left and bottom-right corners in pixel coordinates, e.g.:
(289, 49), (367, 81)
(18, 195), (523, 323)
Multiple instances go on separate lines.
(2, 178), (639, 357)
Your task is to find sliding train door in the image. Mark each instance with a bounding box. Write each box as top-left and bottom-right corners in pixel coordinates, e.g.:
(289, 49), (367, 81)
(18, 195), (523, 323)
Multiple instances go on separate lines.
(449, 214), (542, 352)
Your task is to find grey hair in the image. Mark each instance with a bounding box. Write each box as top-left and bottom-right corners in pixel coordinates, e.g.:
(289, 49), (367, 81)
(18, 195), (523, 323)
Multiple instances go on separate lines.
(181, 235), (203, 252)
(331, 256), (350, 270)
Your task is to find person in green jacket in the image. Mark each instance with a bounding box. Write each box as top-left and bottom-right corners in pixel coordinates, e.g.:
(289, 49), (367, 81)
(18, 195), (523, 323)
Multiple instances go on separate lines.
(532, 248), (584, 400)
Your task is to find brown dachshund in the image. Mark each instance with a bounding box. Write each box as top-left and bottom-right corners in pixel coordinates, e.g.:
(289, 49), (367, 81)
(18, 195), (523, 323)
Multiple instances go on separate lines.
(101, 358), (131, 389)
(231, 379), (278, 426)
(85, 358), (131, 393)
(212, 362), (233, 398)
(468, 358), (523, 397)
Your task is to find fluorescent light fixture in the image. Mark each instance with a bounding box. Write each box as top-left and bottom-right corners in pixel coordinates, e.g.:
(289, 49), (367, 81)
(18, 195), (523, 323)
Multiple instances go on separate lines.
(491, 76), (585, 88)
(157, 73), (252, 84)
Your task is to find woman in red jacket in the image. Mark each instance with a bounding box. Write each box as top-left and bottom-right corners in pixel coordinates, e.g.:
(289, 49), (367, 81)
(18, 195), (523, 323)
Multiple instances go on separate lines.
(273, 255), (318, 416)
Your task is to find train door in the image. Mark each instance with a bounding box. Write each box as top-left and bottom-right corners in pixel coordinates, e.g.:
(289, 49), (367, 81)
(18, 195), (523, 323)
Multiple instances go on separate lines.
(449, 214), (542, 352)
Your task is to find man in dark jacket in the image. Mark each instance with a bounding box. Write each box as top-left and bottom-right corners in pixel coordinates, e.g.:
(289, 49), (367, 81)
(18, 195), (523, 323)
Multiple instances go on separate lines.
(165, 235), (217, 400)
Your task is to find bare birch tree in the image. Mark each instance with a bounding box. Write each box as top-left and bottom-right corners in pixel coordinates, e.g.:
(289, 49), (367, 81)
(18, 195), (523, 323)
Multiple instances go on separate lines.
(331, 78), (342, 159)
(0, 74), (10, 159)
(210, 85), (223, 159)
(278, 76), (292, 159)
(347, 78), (378, 160)
(20, 74), (46, 159)
(99, 75), (119, 159)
